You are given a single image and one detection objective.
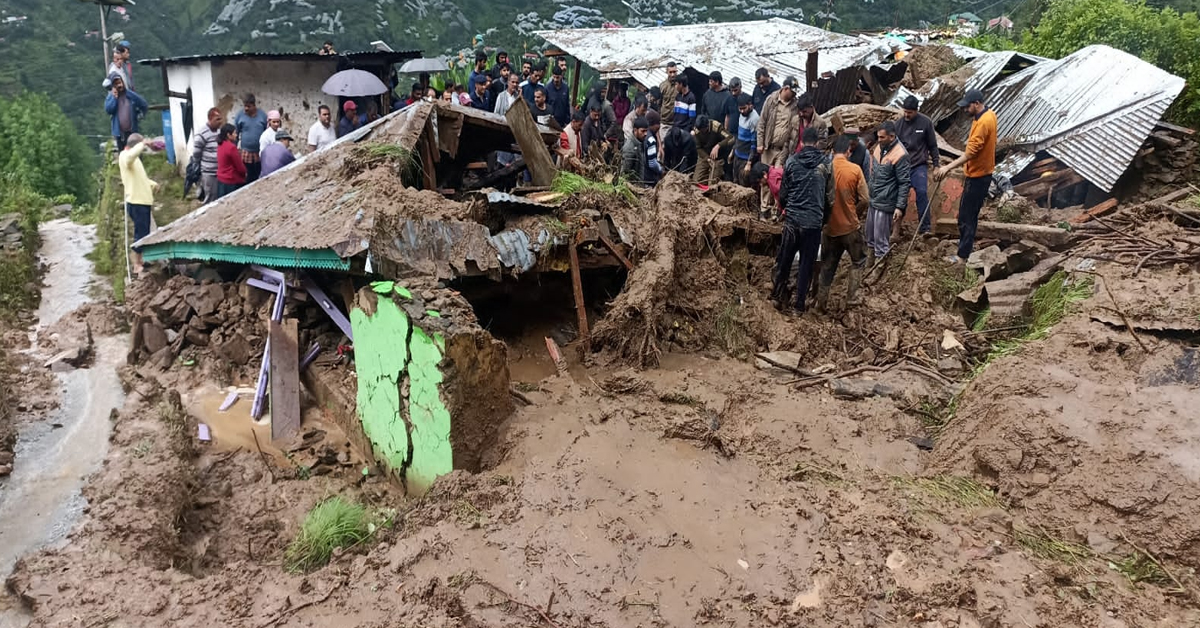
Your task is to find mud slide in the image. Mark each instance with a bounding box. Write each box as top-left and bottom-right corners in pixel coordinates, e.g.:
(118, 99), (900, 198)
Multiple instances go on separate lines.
(0, 220), (126, 626)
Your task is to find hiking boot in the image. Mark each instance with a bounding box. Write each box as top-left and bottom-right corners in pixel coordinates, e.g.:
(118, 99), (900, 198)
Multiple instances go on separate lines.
(815, 284), (831, 313)
(846, 267), (864, 307)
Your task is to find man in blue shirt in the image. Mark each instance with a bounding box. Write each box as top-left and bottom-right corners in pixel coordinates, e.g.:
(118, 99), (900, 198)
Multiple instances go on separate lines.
(752, 67), (780, 114)
(260, 130), (296, 177)
(671, 75), (697, 132)
(521, 62), (547, 107)
(234, 93), (269, 182)
(467, 51), (489, 92)
(469, 74), (493, 111)
(545, 65), (571, 128)
(103, 73), (147, 152)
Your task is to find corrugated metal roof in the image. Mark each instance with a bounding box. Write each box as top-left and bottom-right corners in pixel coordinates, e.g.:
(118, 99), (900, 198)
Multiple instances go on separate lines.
(536, 19), (892, 89)
(137, 50), (421, 66)
(896, 50), (1048, 124)
(136, 102), (436, 254)
(948, 45), (1184, 192)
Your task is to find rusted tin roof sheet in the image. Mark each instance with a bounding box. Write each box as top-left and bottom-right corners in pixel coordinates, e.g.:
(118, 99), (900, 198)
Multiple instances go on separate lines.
(537, 18), (892, 90)
(137, 103), (436, 255)
(946, 45), (1185, 192)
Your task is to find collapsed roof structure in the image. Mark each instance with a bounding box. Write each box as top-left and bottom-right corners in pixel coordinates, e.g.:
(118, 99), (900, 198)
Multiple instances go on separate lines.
(893, 44), (1185, 194)
(536, 18), (896, 112)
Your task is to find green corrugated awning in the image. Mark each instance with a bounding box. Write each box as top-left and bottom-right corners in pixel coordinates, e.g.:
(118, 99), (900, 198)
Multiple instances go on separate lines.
(139, 241), (352, 271)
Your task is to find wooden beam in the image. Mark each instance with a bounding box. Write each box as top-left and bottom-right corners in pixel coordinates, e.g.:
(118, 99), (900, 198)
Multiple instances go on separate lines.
(269, 318), (301, 442)
(1068, 198), (1118, 225)
(505, 97), (558, 187)
(419, 135), (437, 190)
(935, 219), (1073, 249)
(568, 233), (590, 347)
(1155, 120), (1195, 136)
(806, 48), (819, 92)
(570, 59), (583, 109)
(596, 232), (634, 271)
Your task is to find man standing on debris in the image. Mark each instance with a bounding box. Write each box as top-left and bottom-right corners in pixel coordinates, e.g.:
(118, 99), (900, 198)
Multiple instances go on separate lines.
(773, 127), (828, 314)
(558, 110), (586, 172)
(234, 94), (268, 183)
(659, 62), (679, 132)
(693, 115), (734, 186)
(494, 74), (521, 116)
(118, 133), (158, 279)
(896, 96), (940, 234)
(866, 121), (911, 263)
(546, 65), (572, 128)
(795, 94), (829, 151)
(671, 75), (698, 133)
(935, 88), (996, 263)
(104, 73), (147, 152)
(701, 72), (737, 136)
(581, 104), (607, 156)
(756, 76), (800, 220)
(622, 118), (648, 183)
(191, 108), (223, 203)
(260, 130), (296, 178)
(622, 96), (649, 146)
(817, 135), (871, 311)
(752, 67), (779, 114)
(530, 88), (557, 129)
(215, 123), (245, 199)
(732, 94), (759, 186)
(307, 105), (337, 152)
(470, 74), (493, 112)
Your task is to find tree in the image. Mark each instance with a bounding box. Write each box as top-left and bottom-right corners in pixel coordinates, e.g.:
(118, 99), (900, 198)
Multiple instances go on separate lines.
(0, 92), (96, 203)
(1021, 0), (1200, 125)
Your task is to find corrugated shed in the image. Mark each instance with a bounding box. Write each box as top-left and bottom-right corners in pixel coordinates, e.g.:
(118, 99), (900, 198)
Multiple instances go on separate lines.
(537, 19), (892, 90)
(894, 51), (1048, 124)
(138, 50), (422, 66)
(947, 45), (1184, 192)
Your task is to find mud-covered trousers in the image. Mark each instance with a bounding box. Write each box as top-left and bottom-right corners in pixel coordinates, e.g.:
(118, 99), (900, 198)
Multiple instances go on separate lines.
(772, 223), (823, 312)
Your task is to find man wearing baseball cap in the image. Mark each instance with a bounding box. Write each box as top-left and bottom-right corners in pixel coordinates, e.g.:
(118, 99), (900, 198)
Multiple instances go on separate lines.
(934, 88), (997, 263)
(260, 129), (296, 177)
(337, 100), (361, 137)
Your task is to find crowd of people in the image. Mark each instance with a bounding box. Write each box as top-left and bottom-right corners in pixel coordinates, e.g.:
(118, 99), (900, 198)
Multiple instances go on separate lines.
(108, 42), (996, 299)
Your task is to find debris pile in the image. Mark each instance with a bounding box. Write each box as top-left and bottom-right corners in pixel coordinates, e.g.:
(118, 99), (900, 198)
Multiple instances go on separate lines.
(1130, 125), (1198, 200)
(901, 44), (966, 90)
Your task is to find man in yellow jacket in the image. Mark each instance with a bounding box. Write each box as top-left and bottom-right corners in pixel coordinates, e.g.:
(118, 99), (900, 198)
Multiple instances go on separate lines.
(934, 88), (997, 263)
(118, 133), (159, 278)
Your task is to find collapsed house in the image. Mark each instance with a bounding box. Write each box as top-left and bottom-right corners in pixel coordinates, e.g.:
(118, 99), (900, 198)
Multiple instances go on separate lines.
(893, 45), (1190, 208)
(535, 18), (898, 113)
(131, 99), (780, 494)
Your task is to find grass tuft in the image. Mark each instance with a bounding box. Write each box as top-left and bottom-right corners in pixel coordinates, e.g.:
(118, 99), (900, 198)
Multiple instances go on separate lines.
(900, 475), (1003, 510)
(1014, 525), (1092, 566)
(994, 202), (1025, 224)
(932, 266), (980, 308)
(284, 497), (371, 573)
(551, 171), (636, 203)
(714, 298), (751, 358)
(1110, 552), (1173, 586)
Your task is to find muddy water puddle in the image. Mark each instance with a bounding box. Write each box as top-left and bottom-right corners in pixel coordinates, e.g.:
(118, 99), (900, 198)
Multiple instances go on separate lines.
(0, 220), (125, 627)
(186, 386), (356, 463)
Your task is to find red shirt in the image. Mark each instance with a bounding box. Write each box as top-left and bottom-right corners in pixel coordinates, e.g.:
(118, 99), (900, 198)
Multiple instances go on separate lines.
(217, 140), (247, 184)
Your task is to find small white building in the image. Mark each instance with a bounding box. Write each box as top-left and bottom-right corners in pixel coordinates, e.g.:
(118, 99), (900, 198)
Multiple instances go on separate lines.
(138, 50), (420, 168)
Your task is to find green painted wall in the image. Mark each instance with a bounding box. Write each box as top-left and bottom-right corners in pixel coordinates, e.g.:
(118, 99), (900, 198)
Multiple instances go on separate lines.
(350, 283), (453, 494)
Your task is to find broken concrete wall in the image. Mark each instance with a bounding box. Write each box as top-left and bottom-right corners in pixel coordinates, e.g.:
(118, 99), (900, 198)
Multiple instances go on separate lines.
(350, 282), (511, 495)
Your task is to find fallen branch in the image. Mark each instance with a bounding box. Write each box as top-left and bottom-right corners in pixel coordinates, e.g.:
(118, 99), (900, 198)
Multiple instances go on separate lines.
(469, 581), (563, 628)
(897, 363), (955, 386)
(1134, 248), (1173, 276)
(257, 577), (346, 628)
(509, 387), (534, 406)
(788, 365), (885, 389)
(1082, 272), (1150, 354)
(1119, 531), (1191, 598)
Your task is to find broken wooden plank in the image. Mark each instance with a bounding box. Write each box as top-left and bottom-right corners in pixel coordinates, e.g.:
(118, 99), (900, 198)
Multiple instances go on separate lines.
(505, 97), (558, 188)
(1013, 168), (1082, 197)
(1155, 120), (1196, 136)
(935, 219), (1073, 249)
(269, 318), (301, 442)
(568, 234), (590, 346)
(1069, 198), (1119, 225)
(596, 232), (635, 271)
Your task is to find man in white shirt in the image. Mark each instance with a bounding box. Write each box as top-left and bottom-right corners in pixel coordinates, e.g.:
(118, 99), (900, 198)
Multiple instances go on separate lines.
(307, 105), (337, 152)
(493, 74), (521, 116)
(261, 110), (282, 146)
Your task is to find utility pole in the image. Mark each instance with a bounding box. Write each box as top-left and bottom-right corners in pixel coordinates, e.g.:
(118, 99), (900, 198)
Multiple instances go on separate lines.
(99, 5), (110, 72)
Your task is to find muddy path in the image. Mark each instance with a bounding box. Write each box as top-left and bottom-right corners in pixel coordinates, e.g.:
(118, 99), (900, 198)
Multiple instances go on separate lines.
(0, 219), (126, 626)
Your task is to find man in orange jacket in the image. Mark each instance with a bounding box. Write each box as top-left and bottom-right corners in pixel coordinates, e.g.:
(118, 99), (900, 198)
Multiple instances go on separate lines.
(817, 135), (870, 311)
(934, 88), (997, 263)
